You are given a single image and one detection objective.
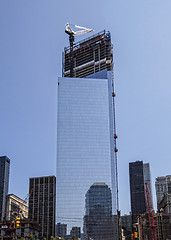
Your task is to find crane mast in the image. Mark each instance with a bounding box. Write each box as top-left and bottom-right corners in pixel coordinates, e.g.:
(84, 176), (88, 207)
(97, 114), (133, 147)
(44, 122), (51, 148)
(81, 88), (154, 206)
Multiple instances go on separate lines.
(145, 182), (157, 240)
(65, 23), (94, 77)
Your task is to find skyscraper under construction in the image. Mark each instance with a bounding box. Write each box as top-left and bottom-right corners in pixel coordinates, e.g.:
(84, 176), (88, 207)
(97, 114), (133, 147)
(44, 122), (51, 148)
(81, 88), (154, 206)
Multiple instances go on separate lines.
(57, 30), (118, 239)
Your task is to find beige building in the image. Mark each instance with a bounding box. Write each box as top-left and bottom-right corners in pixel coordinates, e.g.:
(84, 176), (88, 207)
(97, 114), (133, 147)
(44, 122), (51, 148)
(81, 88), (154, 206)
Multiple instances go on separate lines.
(5, 194), (28, 220)
(155, 175), (171, 209)
(158, 193), (171, 214)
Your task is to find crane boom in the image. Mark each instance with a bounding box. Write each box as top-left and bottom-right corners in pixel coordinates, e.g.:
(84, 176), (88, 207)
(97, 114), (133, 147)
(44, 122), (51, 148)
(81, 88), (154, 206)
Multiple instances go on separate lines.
(65, 23), (93, 36)
(65, 23), (94, 77)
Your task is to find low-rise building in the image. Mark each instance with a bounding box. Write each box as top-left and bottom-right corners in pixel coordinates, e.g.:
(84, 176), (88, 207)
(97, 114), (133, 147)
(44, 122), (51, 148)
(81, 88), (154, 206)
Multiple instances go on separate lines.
(138, 212), (171, 240)
(0, 218), (40, 239)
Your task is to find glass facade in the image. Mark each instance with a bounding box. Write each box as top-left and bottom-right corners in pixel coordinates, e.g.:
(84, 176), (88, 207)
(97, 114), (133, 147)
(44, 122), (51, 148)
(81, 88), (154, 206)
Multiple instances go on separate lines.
(143, 163), (153, 207)
(0, 156), (10, 220)
(57, 71), (117, 238)
(83, 183), (115, 240)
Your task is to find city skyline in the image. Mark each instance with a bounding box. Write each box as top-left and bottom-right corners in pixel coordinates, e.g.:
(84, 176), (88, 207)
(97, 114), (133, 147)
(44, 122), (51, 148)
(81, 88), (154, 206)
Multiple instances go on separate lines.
(1, 0), (171, 215)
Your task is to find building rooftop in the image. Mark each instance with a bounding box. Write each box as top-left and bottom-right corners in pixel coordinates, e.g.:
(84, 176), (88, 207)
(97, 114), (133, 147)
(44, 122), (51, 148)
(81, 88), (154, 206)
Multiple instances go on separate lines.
(7, 194), (28, 204)
(91, 183), (108, 187)
(29, 175), (56, 179)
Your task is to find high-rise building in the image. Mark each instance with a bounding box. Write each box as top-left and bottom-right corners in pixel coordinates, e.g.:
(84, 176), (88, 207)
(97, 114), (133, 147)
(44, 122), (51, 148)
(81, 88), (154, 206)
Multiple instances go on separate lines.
(57, 31), (118, 237)
(129, 161), (146, 224)
(143, 163), (153, 207)
(0, 156), (10, 220)
(5, 194), (28, 220)
(155, 175), (171, 209)
(83, 183), (115, 240)
(28, 176), (56, 239)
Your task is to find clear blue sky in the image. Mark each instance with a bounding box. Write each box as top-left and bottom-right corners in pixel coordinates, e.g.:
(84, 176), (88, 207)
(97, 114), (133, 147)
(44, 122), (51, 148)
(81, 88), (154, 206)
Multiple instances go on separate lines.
(1, 0), (171, 214)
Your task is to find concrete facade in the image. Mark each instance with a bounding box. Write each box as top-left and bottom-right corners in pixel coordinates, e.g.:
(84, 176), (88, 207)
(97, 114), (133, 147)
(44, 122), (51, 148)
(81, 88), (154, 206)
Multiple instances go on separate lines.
(5, 194), (28, 220)
(28, 176), (56, 239)
(155, 175), (171, 209)
(158, 193), (171, 214)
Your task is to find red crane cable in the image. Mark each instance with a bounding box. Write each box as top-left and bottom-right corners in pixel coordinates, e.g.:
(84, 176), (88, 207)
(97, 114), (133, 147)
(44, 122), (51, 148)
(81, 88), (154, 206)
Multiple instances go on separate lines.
(24, 187), (34, 203)
(145, 182), (157, 240)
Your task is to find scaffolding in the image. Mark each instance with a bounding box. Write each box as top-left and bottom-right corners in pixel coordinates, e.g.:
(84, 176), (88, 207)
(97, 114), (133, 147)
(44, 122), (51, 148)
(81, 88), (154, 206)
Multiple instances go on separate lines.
(63, 31), (113, 78)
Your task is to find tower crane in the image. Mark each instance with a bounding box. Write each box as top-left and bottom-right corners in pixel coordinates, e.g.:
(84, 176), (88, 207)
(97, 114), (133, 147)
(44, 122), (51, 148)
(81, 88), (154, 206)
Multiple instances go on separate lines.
(65, 23), (94, 77)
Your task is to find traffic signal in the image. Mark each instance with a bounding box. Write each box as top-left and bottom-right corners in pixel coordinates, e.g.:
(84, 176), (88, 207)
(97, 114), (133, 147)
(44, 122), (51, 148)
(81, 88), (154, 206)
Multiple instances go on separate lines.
(131, 233), (134, 239)
(134, 232), (138, 238)
(15, 217), (20, 228)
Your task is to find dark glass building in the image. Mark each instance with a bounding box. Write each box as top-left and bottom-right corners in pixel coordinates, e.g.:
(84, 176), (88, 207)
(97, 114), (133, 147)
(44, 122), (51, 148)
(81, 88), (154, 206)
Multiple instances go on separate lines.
(28, 176), (56, 239)
(0, 156), (10, 220)
(83, 183), (115, 240)
(129, 161), (146, 224)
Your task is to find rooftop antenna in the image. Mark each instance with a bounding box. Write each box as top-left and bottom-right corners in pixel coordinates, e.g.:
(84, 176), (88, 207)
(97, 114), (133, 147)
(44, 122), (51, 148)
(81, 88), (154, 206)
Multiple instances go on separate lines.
(65, 23), (94, 77)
